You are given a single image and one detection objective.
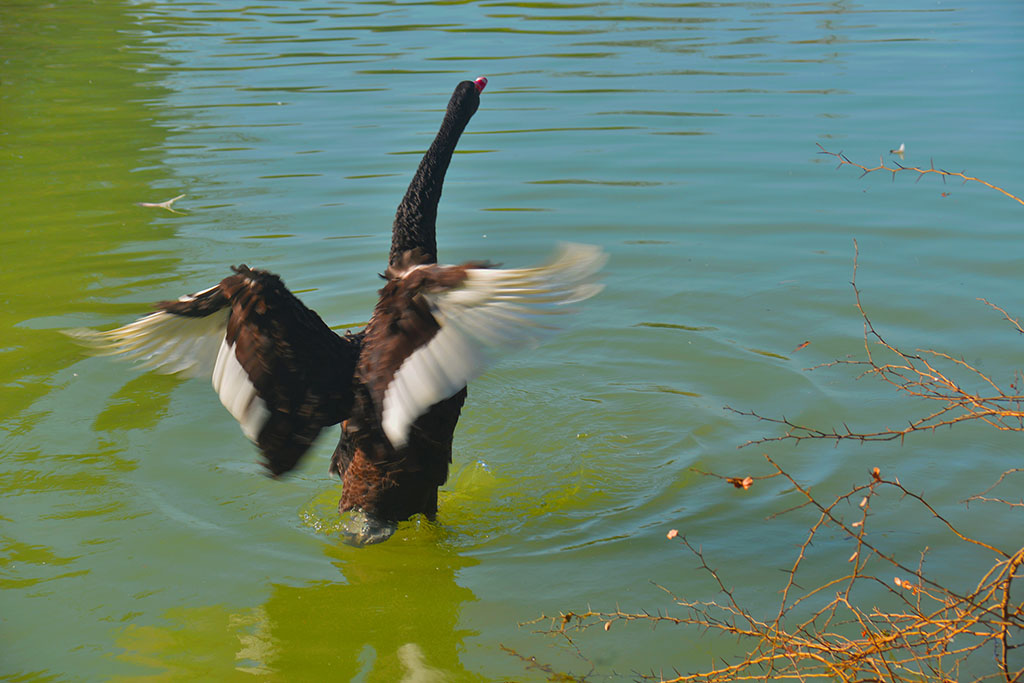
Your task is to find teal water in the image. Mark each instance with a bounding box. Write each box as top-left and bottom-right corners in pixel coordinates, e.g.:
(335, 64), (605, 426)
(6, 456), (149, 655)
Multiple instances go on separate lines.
(2, 1), (1023, 679)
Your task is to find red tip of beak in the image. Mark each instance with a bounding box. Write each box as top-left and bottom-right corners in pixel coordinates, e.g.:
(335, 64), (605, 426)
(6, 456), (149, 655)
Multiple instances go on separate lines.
(474, 76), (488, 93)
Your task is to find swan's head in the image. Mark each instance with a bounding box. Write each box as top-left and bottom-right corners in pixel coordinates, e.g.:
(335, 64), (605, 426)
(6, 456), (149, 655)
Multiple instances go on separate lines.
(449, 77), (486, 122)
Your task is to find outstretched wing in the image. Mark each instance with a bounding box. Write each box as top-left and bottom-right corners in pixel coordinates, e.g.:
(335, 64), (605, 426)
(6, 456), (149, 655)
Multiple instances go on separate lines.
(376, 243), (607, 448)
(68, 266), (362, 476)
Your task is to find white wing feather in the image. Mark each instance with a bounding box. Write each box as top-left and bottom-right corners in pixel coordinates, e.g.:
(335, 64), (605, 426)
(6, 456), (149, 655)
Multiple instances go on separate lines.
(65, 308), (228, 378)
(212, 339), (270, 441)
(66, 303), (270, 443)
(381, 243), (606, 447)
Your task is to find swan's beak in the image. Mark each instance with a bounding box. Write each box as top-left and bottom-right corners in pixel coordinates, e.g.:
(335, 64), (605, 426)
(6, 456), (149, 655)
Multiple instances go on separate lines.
(341, 509), (398, 546)
(473, 76), (488, 93)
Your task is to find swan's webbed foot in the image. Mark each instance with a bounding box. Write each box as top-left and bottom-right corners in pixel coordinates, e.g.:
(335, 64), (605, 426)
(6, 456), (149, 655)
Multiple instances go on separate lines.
(341, 509), (398, 546)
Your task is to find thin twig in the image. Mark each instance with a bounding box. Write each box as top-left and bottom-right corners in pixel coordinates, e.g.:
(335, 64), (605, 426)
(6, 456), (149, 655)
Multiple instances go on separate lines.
(816, 144), (1024, 207)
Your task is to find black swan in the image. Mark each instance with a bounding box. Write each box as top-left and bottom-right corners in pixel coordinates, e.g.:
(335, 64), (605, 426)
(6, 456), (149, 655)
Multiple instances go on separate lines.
(71, 78), (606, 545)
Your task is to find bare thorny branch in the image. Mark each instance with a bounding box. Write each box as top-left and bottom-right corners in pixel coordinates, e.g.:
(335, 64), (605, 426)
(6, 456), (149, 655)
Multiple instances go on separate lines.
(815, 144), (1024, 207)
(499, 643), (596, 682)
(519, 149), (1024, 683)
(729, 240), (1024, 448)
(532, 459), (1024, 683)
(964, 469), (1024, 509)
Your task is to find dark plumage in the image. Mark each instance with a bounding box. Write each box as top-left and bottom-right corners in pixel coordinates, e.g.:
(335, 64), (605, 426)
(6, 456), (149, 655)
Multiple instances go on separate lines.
(390, 80), (484, 266)
(203, 266), (361, 477)
(334, 254), (481, 524)
(69, 78), (606, 545)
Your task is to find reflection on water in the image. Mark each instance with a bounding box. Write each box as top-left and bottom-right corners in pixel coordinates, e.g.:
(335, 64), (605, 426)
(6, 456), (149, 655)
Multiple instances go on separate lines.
(3, 0), (1023, 679)
(112, 544), (477, 681)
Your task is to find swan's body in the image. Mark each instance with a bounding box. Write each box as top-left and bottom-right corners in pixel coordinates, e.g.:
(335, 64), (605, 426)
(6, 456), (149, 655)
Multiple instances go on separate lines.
(71, 78), (606, 544)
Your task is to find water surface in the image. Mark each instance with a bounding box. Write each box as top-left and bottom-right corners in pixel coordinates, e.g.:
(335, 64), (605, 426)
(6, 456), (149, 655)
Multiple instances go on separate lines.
(2, 0), (1023, 679)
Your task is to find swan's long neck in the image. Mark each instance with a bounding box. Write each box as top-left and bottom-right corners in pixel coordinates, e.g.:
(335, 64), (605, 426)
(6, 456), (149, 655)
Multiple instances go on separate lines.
(389, 94), (475, 266)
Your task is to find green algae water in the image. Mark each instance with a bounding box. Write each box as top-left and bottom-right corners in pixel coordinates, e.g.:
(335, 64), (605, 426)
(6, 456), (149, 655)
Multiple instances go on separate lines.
(2, 1), (1023, 679)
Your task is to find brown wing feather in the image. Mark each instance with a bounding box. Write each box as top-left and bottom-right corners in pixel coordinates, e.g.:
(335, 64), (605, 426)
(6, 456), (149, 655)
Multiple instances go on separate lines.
(151, 266), (363, 476)
(352, 263), (471, 420)
(330, 262), (470, 516)
(210, 265), (362, 476)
